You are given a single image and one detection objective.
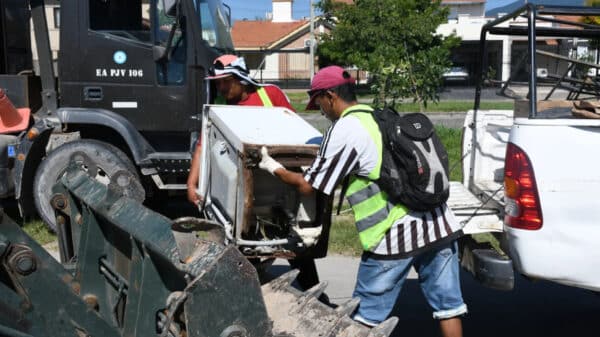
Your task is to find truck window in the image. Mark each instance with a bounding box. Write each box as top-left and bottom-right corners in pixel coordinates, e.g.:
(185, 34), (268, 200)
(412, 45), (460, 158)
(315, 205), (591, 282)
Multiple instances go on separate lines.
(88, 0), (151, 43)
(154, 2), (187, 85)
(196, 0), (234, 51)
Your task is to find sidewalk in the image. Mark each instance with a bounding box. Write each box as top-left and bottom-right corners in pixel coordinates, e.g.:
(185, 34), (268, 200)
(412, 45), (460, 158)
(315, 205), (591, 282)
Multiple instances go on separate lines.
(273, 255), (418, 305)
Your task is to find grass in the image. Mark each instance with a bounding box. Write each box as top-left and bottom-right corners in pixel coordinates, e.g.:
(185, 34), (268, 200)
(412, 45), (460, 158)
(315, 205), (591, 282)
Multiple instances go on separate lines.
(287, 90), (514, 113)
(22, 219), (56, 246)
(472, 232), (504, 255)
(328, 216), (363, 256)
(436, 125), (464, 182)
(395, 100), (513, 113)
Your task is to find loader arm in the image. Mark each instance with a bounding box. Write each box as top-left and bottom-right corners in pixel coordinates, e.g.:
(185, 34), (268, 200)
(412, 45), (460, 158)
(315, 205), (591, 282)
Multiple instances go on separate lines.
(0, 164), (397, 337)
(29, 0), (57, 116)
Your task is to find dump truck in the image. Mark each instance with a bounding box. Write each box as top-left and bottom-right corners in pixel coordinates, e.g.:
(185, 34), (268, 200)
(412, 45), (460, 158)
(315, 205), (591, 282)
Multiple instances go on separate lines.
(450, 4), (600, 292)
(0, 0), (232, 231)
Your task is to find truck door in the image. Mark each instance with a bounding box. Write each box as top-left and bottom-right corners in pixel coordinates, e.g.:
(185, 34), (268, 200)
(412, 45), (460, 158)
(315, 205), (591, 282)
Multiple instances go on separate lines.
(59, 0), (199, 136)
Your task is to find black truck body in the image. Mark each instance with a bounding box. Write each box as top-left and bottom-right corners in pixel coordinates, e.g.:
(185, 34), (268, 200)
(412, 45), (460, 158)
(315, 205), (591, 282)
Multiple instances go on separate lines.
(0, 0), (234, 229)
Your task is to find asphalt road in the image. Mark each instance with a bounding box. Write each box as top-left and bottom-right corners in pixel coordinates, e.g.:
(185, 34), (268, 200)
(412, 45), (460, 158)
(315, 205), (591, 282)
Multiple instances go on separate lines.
(272, 256), (600, 337)
(43, 233), (599, 337)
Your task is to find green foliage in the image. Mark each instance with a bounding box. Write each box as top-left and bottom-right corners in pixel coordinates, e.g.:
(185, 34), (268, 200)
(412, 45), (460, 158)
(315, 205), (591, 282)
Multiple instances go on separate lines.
(316, 0), (460, 110)
(435, 125), (463, 182)
(573, 52), (596, 79)
(584, 0), (600, 25)
(23, 220), (56, 246)
(329, 216), (363, 256)
(583, 0), (600, 49)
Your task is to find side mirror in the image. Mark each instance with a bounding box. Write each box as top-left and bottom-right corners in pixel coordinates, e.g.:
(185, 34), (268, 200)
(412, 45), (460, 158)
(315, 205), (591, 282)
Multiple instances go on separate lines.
(162, 0), (179, 17)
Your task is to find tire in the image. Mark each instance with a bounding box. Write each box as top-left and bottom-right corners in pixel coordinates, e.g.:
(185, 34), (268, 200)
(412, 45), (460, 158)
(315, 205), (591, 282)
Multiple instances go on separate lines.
(33, 139), (144, 232)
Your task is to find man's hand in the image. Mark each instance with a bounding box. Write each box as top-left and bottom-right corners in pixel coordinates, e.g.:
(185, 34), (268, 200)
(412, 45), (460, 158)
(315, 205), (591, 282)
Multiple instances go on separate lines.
(186, 184), (203, 205)
(259, 146), (284, 175)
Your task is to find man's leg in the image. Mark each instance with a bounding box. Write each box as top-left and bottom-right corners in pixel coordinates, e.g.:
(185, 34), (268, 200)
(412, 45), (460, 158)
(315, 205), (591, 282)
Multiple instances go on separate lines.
(439, 317), (462, 337)
(414, 241), (467, 337)
(351, 253), (413, 326)
(288, 257), (319, 290)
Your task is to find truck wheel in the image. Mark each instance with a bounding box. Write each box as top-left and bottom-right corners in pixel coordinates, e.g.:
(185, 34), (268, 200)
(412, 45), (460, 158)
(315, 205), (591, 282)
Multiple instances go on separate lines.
(33, 139), (144, 232)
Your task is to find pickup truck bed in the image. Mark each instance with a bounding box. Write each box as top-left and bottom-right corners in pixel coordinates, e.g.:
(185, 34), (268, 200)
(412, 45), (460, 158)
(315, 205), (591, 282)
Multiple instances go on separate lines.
(448, 109), (512, 235)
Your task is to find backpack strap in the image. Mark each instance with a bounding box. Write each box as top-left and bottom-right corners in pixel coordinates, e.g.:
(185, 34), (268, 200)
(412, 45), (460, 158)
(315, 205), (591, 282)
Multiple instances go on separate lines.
(336, 175), (350, 215)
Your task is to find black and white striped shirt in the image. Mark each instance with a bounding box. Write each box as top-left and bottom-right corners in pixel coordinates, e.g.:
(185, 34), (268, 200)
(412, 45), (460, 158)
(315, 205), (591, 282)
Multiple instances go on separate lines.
(303, 105), (463, 257)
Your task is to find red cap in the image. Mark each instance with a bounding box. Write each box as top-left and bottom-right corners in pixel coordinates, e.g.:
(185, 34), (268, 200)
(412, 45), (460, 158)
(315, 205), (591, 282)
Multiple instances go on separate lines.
(306, 66), (355, 110)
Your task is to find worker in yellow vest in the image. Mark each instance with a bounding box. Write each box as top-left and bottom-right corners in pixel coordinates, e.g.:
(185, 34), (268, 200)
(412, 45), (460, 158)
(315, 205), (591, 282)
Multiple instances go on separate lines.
(187, 55), (329, 300)
(187, 54), (293, 205)
(259, 66), (466, 336)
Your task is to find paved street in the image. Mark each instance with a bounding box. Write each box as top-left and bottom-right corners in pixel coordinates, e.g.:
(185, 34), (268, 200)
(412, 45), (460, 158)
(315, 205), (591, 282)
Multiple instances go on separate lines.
(43, 234), (600, 337)
(272, 255), (600, 337)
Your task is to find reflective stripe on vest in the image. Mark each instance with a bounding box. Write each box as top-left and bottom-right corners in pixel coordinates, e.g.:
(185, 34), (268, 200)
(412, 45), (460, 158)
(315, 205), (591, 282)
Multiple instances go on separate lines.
(257, 87), (273, 107)
(342, 107), (408, 251)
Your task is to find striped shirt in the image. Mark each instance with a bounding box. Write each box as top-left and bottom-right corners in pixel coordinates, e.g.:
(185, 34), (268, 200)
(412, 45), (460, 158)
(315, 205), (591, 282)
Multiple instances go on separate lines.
(303, 104), (463, 257)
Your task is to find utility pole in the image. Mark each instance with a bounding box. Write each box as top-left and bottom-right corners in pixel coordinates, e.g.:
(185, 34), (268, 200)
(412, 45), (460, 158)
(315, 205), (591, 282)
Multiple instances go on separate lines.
(309, 0), (315, 81)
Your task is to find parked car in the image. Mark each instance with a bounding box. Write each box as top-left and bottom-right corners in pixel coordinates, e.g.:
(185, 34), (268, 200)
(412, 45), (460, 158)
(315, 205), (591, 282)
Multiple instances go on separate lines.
(443, 66), (469, 83)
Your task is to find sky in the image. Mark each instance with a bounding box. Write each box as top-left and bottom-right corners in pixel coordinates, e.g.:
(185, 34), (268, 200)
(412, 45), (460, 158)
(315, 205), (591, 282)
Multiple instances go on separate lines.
(226, 0), (578, 21)
(227, 0), (313, 21)
(227, 0), (514, 21)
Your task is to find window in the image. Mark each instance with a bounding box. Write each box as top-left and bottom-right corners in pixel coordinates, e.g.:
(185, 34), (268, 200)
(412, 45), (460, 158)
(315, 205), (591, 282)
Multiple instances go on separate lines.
(53, 7), (60, 28)
(154, 1), (187, 85)
(88, 0), (151, 42)
(195, 0), (233, 50)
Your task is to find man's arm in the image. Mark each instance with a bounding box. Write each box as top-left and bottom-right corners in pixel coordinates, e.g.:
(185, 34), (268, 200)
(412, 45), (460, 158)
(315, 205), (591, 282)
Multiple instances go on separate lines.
(186, 144), (202, 204)
(259, 147), (315, 196)
(273, 168), (314, 196)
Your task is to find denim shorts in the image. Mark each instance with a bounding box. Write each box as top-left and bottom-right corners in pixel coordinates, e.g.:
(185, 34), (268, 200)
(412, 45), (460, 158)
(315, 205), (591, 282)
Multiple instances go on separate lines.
(351, 241), (467, 326)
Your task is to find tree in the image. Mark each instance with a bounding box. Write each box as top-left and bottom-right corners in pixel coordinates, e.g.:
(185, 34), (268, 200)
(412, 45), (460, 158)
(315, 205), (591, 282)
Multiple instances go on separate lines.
(316, 0), (460, 110)
(582, 0), (600, 68)
(583, 0), (600, 25)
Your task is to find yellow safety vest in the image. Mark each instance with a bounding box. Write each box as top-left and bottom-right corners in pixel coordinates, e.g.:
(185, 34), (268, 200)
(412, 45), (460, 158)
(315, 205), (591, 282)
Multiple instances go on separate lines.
(256, 87), (273, 107)
(215, 87), (273, 107)
(341, 105), (408, 251)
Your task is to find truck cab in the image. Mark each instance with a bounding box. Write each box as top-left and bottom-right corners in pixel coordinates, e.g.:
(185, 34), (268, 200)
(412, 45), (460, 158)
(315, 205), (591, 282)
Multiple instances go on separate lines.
(0, 0), (234, 229)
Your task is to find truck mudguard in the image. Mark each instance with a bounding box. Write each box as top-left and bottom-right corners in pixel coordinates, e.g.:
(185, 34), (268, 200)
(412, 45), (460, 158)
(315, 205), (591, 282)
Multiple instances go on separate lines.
(56, 107), (156, 165)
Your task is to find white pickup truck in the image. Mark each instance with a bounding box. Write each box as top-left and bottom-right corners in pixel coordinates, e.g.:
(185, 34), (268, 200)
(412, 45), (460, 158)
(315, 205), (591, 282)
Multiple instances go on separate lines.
(450, 4), (600, 292)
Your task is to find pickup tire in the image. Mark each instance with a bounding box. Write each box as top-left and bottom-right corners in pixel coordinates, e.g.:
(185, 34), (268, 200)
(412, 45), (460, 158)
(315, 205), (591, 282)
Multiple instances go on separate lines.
(33, 139), (144, 232)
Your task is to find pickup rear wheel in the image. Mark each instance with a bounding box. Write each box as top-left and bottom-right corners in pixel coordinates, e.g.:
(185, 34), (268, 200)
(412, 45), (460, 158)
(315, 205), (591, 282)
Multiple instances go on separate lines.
(33, 139), (145, 232)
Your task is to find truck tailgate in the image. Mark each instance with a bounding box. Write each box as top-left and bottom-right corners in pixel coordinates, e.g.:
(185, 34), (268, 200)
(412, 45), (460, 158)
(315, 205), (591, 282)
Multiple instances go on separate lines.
(448, 181), (503, 234)
(506, 118), (600, 291)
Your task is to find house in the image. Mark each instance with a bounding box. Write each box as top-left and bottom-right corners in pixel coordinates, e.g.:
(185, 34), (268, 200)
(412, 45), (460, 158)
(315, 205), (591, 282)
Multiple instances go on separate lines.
(232, 0), (330, 84)
(438, 0), (595, 83)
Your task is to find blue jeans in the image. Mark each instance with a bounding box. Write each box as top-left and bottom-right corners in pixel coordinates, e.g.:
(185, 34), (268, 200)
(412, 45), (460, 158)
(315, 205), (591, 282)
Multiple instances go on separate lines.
(352, 241), (467, 326)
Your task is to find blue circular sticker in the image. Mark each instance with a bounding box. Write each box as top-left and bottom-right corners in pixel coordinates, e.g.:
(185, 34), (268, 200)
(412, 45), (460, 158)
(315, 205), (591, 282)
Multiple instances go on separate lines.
(113, 51), (127, 65)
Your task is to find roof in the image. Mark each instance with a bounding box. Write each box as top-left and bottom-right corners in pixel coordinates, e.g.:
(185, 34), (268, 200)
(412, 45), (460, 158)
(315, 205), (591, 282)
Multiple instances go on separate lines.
(441, 0), (485, 3)
(232, 20), (308, 49)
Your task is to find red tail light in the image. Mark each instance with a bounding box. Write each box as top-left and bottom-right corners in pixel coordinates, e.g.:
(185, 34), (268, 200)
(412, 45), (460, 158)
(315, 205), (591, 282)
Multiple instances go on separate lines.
(504, 143), (543, 230)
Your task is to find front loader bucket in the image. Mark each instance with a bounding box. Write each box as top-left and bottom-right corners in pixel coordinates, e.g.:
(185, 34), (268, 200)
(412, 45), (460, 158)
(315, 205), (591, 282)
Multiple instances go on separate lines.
(0, 163), (397, 337)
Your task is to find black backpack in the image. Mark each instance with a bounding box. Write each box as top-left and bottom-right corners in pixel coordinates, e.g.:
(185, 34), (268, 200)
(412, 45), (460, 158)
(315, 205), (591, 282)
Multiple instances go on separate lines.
(346, 108), (450, 211)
